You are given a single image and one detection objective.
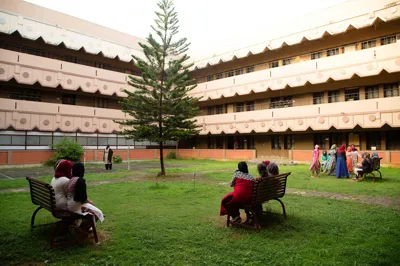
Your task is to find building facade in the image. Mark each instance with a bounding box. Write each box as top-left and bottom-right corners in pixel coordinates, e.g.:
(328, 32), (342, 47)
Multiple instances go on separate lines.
(0, 0), (399, 165)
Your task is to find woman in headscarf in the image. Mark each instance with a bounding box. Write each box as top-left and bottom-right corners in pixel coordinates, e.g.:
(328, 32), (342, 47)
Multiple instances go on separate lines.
(321, 150), (329, 171)
(324, 144), (337, 175)
(104, 145), (113, 170)
(67, 163), (104, 224)
(353, 152), (371, 181)
(309, 145), (320, 178)
(50, 160), (73, 210)
(336, 144), (349, 178)
(220, 161), (254, 224)
(346, 146), (353, 175)
(350, 145), (362, 171)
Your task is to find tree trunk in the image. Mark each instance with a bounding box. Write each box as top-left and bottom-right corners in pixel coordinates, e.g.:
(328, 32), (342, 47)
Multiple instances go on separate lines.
(159, 141), (165, 176)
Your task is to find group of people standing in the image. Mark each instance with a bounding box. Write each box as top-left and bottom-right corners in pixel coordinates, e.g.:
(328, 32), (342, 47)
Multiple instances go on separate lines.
(220, 160), (279, 225)
(50, 159), (104, 238)
(309, 144), (377, 181)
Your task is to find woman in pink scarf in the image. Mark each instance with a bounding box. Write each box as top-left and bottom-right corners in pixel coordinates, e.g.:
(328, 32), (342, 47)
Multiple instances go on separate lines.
(309, 145), (320, 178)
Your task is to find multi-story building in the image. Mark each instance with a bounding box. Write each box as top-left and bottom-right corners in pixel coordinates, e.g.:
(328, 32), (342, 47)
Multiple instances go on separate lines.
(186, 0), (400, 162)
(0, 0), (399, 165)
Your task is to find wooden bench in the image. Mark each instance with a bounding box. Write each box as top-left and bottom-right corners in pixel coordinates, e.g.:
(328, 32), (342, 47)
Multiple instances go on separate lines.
(26, 176), (98, 248)
(227, 172), (291, 230)
(363, 157), (383, 179)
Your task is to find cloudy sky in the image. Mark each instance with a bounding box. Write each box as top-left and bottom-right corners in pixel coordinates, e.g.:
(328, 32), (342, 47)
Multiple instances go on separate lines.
(25, 0), (347, 60)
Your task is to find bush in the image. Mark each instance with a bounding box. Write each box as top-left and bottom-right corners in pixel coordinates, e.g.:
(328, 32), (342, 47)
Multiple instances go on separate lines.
(113, 155), (123, 164)
(44, 138), (84, 166)
(166, 151), (177, 159)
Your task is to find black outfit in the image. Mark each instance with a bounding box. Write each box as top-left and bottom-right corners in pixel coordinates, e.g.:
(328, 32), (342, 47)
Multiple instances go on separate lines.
(72, 162), (88, 203)
(357, 159), (371, 177)
(104, 148), (113, 170)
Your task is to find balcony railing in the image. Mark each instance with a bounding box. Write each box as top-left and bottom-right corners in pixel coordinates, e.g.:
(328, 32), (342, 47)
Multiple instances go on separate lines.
(189, 42), (400, 101)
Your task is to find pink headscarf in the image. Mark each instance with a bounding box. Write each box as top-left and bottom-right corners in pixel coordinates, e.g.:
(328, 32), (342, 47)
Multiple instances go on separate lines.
(314, 145), (320, 150)
(263, 160), (270, 167)
(54, 160), (73, 179)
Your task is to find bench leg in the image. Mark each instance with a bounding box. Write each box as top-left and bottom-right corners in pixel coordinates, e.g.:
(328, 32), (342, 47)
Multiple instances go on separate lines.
(31, 206), (43, 228)
(273, 199), (287, 219)
(226, 214), (230, 227)
(90, 215), (99, 243)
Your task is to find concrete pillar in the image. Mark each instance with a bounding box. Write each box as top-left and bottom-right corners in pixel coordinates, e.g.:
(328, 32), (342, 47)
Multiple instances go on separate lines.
(359, 86), (365, 100)
(288, 150), (293, 160)
(378, 84), (384, 98)
(323, 91), (329, 104)
(339, 88), (345, 102)
(380, 132), (386, 150)
(7, 151), (12, 164)
(223, 149), (226, 160)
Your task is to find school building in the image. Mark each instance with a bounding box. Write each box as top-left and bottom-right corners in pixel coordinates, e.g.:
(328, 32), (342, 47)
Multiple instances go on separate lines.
(0, 0), (399, 165)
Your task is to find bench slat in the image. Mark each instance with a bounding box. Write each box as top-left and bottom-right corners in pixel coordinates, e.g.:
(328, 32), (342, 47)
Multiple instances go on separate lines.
(30, 188), (54, 203)
(31, 193), (53, 206)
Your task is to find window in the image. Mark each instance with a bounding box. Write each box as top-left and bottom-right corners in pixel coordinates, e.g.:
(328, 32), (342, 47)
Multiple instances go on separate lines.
(270, 96), (293, 109)
(269, 61), (279, 68)
(207, 75), (214, 82)
(282, 58), (292, 66)
(62, 94), (76, 105)
(328, 90), (340, 103)
(246, 136), (255, 149)
(361, 40), (376, 49)
(216, 73), (223, 79)
(313, 92), (324, 104)
(366, 132), (381, 150)
(226, 71), (234, 78)
(235, 102), (244, 112)
(215, 105), (225, 114)
(95, 98), (108, 108)
(27, 136), (52, 146)
(207, 106), (215, 115)
(380, 35), (396, 46)
(327, 48), (339, 56)
(365, 86), (379, 99)
(9, 89), (41, 102)
(235, 69), (243, 75)
(314, 134), (327, 149)
(207, 137), (215, 149)
(271, 136), (281, 150)
(284, 135), (294, 149)
(215, 137), (224, 149)
(246, 66), (254, 73)
(387, 131), (400, 150)
(311, 52), (323, 60)
(246, 101), (255, 111)
(345, 88), (360, 101)
(384, 82), (399, 97)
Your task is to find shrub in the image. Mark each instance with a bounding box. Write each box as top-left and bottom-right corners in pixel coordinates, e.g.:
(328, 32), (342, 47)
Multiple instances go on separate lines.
(44, 138), (84, 166)
(113, 155), (123, 164)
(166, 151), (177, 159)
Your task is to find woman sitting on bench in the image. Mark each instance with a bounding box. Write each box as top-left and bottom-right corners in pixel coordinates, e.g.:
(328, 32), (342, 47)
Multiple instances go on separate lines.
(220, 162), (254, 224)
(51, 160), (73, 210)
(67, 162), (104, 225)
(353, 152), (371, 181)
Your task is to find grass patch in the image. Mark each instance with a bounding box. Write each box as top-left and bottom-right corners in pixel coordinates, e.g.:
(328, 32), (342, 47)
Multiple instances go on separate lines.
(0, 170), (133, 190)
(0, 181), (399, 265)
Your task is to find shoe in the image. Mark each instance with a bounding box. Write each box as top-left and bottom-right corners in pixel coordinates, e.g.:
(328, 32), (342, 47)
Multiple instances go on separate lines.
(230, 216), (242, 224)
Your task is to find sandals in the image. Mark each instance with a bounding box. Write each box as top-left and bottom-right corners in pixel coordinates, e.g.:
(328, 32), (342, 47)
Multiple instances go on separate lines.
(230, 216), (242, 224)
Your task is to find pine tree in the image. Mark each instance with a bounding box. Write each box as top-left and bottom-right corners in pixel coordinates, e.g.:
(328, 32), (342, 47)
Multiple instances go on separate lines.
(117, 0), (200, 176)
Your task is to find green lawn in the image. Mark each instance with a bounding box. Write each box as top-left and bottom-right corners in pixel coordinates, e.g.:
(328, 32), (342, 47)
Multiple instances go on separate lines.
(2, 160), (399, 198)
(1, 180), (399, 265)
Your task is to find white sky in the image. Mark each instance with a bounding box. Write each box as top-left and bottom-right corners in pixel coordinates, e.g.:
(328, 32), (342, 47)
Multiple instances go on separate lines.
(25, 0), (348, 61)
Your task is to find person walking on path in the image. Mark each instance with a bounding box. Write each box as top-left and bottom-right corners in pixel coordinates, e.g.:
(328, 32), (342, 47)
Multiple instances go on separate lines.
(309, 145), (320, 178)
(336, 144), (349, 178)
(104, 145), (113, 170)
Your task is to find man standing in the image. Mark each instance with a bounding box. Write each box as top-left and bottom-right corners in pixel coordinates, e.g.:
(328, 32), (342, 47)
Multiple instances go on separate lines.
(104, 145), (113, 170)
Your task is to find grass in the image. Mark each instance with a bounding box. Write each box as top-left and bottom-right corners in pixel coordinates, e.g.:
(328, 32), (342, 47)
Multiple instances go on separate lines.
(1, 180), (399, 265)
(1, 160), (400, 198)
